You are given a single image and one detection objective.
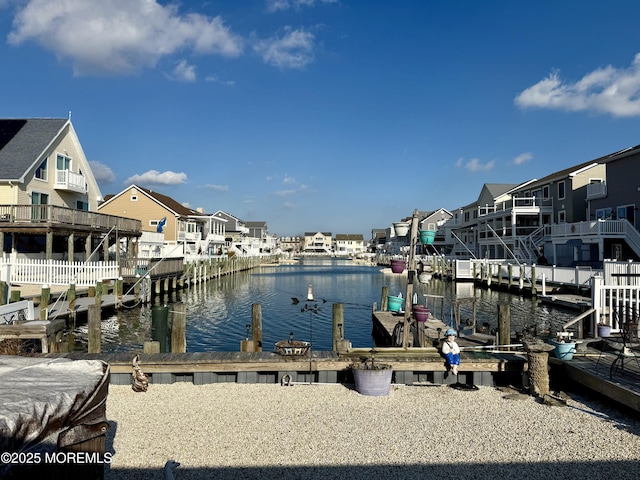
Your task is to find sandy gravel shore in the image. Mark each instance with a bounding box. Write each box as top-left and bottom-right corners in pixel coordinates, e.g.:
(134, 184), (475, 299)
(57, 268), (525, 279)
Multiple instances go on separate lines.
(104, 382), (640, 480)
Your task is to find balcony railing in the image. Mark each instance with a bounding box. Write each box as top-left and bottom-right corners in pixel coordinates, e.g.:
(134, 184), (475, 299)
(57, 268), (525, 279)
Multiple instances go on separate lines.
(55, 169), (86, 193)
(0, 204), (141, 233)
(586, 182), (607, 199)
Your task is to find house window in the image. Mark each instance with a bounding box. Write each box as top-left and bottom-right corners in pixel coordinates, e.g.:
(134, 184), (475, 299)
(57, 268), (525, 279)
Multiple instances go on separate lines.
(596, 208), (612, 220)
(558, 180), (565, 200)
(56, 153), (71, 170)
(558, 210), (566, 223)
(542, 185), (549, 198)
(149, 220), (158, 227)
(130, 195), (138, 201)
(35, 158), (47, 181)
(76, 200), (88, 211)
(31, 192), (48, 205)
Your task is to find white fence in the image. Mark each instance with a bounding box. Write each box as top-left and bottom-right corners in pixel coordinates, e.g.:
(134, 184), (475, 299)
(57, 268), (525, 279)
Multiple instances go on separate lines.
(0, 258), (119, 287)
(592, 275), (640, 332)
(454, 259), (598, 288)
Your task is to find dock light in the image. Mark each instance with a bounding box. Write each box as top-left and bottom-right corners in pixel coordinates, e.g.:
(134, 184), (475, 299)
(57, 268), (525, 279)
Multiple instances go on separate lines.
(307, 284), (314, 301)
(245, 324), (250, 341)
(289, 331), (294, 343)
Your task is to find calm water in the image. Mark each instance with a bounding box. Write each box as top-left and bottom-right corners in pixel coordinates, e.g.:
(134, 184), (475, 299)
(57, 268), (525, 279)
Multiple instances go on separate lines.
(72, 258), (578, 353)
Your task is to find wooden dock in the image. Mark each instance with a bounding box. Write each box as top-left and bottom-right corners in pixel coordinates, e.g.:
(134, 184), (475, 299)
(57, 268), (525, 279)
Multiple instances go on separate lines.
(550, 339), (640, 413)
(32, 337), (640, 413)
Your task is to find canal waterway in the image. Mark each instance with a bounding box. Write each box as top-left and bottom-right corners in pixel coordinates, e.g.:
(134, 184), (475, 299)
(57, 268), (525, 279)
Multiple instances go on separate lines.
(72, 258), (579, 353)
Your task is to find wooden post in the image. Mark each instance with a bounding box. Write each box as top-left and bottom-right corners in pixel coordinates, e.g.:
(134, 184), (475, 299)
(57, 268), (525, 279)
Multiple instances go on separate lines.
(134, 276), (140, 302)
(403, 209), (420, 349)
(171, 303), (187, 353)
(144, 341), (160, 354)
(525, 345), (554, 397)
(40, 285), (50, 320)
(531, 265), (537, 296)
(381, 286), (388, 311)
(88, 286), (96, 297)
(117, 277), (123, 306)
(68, 283), (76, 315)
(498, 304), (510, 350)
(508, 264), (513, 290)
(88, 304), (101, 354)
(0, 281), (6, 305)
(95, 281), (102, 306)
(252, 303), (263, 352)
(332, 303), (344, 351)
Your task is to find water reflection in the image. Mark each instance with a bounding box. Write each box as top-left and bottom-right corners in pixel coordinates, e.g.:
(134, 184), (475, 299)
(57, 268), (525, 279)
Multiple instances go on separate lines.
(72, 258), (578, 353)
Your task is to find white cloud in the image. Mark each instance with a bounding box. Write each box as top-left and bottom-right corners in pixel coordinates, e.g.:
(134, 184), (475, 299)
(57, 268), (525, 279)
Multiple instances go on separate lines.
(274, 184), (308, 196)
(169, 60), (197, 82)
(204, 74), (235, 86)
(124, 170), (187, 185)
(253, 27), (315, 69)
(511, 152), (533, 166)
(89, 160), (115, 183)
(266, 0), (337, 12)
(7, 0), (243, 76)
(515, 53), (640, 117)
(457, 158), (495, 172)
(204, 184), (229, 192)
(283, 174), (296, 184)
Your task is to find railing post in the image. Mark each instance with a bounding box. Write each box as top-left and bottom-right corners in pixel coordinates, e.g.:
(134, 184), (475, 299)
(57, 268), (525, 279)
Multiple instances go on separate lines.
(591, 275), (603, 334)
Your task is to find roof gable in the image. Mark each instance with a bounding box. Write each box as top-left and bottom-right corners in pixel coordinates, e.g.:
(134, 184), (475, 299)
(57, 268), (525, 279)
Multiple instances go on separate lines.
(0, 118), (68, 181)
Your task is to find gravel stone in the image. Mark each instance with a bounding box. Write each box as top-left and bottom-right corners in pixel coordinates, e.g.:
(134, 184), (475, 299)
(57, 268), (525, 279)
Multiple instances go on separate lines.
(104, 383), (640, 479)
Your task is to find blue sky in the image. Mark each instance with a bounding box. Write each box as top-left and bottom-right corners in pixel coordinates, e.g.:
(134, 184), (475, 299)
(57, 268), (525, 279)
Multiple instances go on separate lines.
(2, 0), (640, 238)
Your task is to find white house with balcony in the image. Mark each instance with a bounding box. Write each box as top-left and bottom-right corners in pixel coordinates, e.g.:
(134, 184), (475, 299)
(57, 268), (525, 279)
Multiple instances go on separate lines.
(0, 117), (140, 262)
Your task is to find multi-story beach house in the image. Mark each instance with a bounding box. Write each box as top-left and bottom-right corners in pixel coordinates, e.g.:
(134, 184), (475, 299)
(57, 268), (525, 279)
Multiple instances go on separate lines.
(303, 232), (333, 254)
(279, 236), (302, 254)
(98, 185), (226, 257)
(429, 146), (640, 267)
(334, 234), (365, 256)
(0, 118), (140, 261)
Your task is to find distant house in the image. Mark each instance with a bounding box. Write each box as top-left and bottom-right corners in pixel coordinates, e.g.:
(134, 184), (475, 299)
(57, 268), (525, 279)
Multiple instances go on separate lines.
(244, 221), (276, 254)
(279, 236), (302, 253)
(303, 232), (332, 254)
(335, 234), (365, 256)
(212, 211), (248, 245)
(0, 118), (139, 261)
(99, 185), (226, 257)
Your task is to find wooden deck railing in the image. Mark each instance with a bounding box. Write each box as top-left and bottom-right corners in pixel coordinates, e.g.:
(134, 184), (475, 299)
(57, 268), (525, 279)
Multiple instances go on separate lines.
(0, 204), (141, 232)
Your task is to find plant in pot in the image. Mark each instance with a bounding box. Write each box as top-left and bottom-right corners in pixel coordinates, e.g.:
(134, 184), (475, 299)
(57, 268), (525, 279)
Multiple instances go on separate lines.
(350, 351), (393, 396)
(597, 322), (611, 338)
(548, 331), (576, 361)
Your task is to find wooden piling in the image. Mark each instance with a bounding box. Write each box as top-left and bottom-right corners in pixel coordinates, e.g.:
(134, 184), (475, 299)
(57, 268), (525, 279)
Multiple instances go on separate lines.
(252, 303), (263, 352)
(332, 303), (344, 351)
(0, 281), (6, 305)
(10, 290), (20, 303)
(171, 303), (187, 353)
(40, 285), (50, 320)
(144, 341), (160, 354)
(88, 304), (101, 354)
(498, 304), (510, 350)
(95, 281), (102, 306)
(381, 286), (388, 311)
(68, 283), (76, 320)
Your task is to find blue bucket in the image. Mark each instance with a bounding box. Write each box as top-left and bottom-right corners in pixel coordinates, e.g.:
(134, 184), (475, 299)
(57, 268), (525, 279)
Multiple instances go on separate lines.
(387, 295), (404, 313)
(550, 340), (575, 361)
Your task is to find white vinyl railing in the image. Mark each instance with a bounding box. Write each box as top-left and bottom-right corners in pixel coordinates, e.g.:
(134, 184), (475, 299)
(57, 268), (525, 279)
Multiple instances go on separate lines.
(592, 275), (640, 332)
(1, 258), (119, 287)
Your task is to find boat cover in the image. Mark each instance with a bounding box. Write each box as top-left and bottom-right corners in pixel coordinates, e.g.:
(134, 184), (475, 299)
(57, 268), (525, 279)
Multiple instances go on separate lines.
(0, 356), (110, 477)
